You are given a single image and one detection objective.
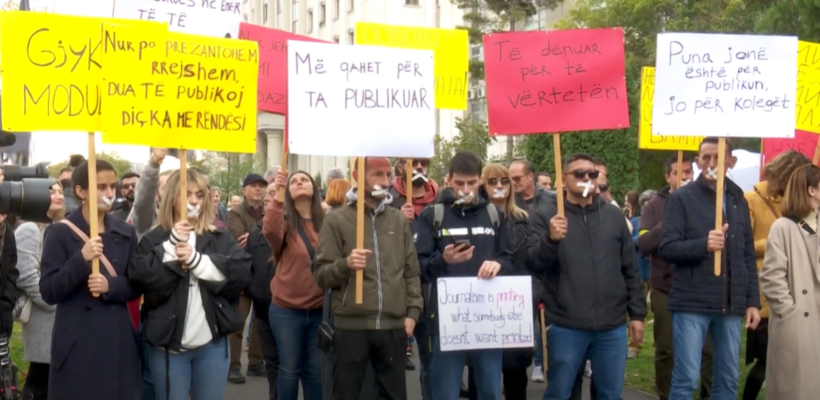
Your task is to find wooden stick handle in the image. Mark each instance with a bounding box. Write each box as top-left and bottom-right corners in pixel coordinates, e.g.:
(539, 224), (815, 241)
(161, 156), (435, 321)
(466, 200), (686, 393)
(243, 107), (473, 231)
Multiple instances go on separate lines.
(553, 133), (564, 216)
(405, 159), (413, 206)
(87, 133), (100, 298)
(713, 138), (726, 277)
(355, 156), (366, 304)
(813, 139), (820, 166)
(676, 151), (683, 190)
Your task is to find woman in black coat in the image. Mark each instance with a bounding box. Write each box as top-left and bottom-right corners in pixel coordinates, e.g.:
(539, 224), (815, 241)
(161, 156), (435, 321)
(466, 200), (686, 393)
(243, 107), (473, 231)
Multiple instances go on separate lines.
(40, 160), (142, 400)
(131, 169), (250, 400)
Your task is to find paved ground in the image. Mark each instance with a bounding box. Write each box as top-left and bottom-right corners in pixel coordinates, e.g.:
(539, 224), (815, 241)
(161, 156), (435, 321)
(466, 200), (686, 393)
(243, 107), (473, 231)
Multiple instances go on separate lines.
(223, 348), (658, 400)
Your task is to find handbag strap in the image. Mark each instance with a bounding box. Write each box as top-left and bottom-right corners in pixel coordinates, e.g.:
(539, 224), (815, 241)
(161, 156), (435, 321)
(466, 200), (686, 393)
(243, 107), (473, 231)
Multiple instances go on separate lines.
(295, 221), (316, 262)
(59, 220), (118, 278)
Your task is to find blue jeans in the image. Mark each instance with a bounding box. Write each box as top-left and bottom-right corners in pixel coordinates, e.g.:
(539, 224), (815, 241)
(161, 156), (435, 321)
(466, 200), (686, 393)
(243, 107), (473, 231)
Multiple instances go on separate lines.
(414, 320), (433, 399)
(534, 325), (543, 368)
(542, 324), (627, 400)
(428, 335), (503, 400)
(269, 303), (322, 400)
(140, 320), (156, 400)
(148, 337), (230, 400)
(669, 312), (742, 400)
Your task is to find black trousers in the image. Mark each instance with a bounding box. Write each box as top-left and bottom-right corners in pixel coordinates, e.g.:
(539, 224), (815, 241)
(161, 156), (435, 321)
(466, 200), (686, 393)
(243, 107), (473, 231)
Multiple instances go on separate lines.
(333, 329), (407, 400)
(502, 368), (528, 400)
(255, 316), (280, 400)
(23, 362), (50, 400)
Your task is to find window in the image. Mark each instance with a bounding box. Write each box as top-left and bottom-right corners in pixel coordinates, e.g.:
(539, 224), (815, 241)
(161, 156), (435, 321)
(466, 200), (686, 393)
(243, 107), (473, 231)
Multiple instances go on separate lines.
(405, 0), (419, 4)
(307, 10), (313, 32)
(293, 19), (298, 32)
(263, 3), (268, 23)
(319, 3), (326, 25)
(348, 29), (354, 44)
(334, 0), (339, 18)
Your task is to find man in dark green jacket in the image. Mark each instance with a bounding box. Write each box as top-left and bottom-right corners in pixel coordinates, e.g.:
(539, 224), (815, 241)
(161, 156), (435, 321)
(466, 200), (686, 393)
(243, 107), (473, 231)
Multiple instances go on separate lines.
(313, 156), (423, 400)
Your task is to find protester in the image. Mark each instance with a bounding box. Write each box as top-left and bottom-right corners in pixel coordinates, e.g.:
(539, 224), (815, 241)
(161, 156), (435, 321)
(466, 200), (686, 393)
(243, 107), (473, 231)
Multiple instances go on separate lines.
(659, 137), (761, 400)
(265, 166), (282, 183)
(211, 187), (228, 224)
(325, 167), (345, 183)
(40, 160), (142, 400)
(113, 172), (140, 221)
(481, 163), (532, 400)
(528, 153), (646, 400)
(323, 179), (351, 210)
(130, 148), (170, 239)
(593, 158), (615, 205)
(16, 181), (64, 400)
(227, 173), (268, 383)
(262, 170), (325, 400)
(231, 196), (242, 208)
(537, 172), (552, 190)
(132, 169), (251, 400)
(247, 182), (281, 400)
(759, 163), (820, 399)
(314, 157), (423, 400)
(510, 160), (556, 213)
(415, 151), (513, 399)
(60, 155), (86, 214)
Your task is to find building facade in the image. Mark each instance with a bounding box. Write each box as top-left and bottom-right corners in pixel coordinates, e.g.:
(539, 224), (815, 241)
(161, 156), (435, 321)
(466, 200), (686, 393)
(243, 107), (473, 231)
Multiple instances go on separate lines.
(243, 0), (466, 181)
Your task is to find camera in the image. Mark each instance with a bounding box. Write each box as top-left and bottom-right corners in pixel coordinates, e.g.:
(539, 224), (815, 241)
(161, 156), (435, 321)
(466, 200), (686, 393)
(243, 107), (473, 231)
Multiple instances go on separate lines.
(0, 162), (56, 224)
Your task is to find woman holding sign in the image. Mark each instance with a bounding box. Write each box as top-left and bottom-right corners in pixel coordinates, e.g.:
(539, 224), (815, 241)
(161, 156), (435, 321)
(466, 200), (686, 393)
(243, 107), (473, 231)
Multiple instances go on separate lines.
(132, 170), (251, 400)
(40, 161), (142, 400)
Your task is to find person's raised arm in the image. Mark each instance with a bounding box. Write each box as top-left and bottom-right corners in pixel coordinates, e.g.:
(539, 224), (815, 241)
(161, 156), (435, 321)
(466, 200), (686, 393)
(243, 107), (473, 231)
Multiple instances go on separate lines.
(262, 200), (287, 259)
(132, 149), (166, 239)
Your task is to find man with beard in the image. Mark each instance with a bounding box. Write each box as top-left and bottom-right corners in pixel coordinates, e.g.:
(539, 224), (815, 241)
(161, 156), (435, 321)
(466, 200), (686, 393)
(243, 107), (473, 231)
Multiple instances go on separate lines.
(112, 172), (140, 221)
(313, 157), (423, 399)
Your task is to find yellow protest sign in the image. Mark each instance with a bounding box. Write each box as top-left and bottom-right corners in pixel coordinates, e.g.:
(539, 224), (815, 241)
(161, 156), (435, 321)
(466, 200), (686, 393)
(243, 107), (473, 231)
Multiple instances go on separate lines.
(355, 22), (468, 110)
(0, 12), (164, 132)
(796, 40), (820, 134)
(100, 24), (259, 153)
(639, 67), (703, 151)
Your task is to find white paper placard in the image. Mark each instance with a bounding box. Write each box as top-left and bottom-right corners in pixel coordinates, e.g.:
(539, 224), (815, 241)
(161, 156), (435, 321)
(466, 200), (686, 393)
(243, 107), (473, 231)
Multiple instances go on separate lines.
(287, 41), (435, 158)
(436, 277), (534, 352)
(653, 33), (797, 138)
(113, 0), (242, 38)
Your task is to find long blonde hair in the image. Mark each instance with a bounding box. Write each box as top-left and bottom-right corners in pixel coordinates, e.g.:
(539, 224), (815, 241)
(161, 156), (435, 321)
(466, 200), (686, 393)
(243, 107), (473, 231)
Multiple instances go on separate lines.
(156, 170), (215, 234)
(481, 163), (528, 220)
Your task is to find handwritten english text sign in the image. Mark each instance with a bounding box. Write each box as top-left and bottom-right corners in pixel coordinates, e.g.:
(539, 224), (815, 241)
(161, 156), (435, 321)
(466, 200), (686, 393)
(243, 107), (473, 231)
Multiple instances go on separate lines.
(100, 23), (259, 152)
(114, 0), (242, 38)
(437, 277), (534, 352)
(355, 22), (469, 111)
(653, 33), (797, 138)
(482, 29), (629, 136)
(239, 23), (329, 115)
(287, 41), (435, 158)
(639, 67), (703, 151)
(0, 12), (165, 132)
(796, 41), (820, 134)
(761, 130), (817, 165)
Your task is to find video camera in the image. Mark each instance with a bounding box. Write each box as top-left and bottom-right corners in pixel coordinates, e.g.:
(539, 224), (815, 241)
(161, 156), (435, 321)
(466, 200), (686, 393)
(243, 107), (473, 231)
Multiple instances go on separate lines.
(0, 162), (56, 224)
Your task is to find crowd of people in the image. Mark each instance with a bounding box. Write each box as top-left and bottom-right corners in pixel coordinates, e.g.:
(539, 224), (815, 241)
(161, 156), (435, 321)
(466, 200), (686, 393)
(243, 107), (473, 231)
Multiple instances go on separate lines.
(1, 138), (818, 400)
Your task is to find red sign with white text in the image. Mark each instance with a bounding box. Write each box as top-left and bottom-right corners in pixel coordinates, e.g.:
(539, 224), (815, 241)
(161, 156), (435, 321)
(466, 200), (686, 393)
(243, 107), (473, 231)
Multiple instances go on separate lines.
(762, 130), (818, 165)
(483, 29), (629, 135)
(239, 23), (329, 114)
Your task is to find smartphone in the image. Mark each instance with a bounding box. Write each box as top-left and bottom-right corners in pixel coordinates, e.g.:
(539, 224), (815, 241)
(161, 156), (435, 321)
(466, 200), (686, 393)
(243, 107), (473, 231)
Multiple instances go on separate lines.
(455, 239), (471, 250)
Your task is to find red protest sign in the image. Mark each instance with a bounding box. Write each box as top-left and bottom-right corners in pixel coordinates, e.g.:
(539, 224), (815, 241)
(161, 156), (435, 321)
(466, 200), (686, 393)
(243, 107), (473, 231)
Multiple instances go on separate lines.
(762, 130), (818, 165)
(483, 29), (629, 136)
(239, 23), (328, 114)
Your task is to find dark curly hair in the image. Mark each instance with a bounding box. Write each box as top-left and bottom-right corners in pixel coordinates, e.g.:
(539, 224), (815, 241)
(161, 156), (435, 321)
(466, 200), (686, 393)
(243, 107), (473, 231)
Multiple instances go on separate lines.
(763, 150), (811, 196)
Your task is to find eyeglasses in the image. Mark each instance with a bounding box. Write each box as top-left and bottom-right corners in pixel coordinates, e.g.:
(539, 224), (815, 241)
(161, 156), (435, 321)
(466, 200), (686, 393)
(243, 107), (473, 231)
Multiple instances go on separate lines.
(486, 178), (511, 186)
(510, 176), (523, 183)
(598, 184), (610, 192)
(411, 159), (429, 168)
(570, 169), (600, 179)
(122, 184), (136, 190)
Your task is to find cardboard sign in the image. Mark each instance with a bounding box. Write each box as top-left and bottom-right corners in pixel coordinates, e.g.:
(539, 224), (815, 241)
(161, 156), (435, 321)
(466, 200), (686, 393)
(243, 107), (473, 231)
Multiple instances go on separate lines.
(762, 130), (818, 165)
(437, 277), (534, 352)
(114, 0), (242, 38)
(482, 28), (630, 135)
(639, 67), (703, 150)
(653, 33), (797, 138)
(238, 23), (328, 115)
(796, 41), (820, 134)
(287, 41), (435, 158)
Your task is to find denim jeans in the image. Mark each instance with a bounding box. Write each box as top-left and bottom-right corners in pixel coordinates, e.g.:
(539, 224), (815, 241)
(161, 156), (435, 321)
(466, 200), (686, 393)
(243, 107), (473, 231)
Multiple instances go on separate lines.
(542, 324), (627, 400)
(414, 320), (433, 399)
(534, 325), (543, 368)
(269, 303), (323, 400)
(148, 337), (230, 400)
(141, 324), (156, 400)
(428, 335), (503, 400)
(669, 312), (742, 400)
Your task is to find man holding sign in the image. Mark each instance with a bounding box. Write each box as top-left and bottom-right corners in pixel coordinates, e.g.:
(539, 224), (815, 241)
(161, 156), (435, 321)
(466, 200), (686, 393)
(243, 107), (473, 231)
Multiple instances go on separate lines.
(659, 138), (761, 400)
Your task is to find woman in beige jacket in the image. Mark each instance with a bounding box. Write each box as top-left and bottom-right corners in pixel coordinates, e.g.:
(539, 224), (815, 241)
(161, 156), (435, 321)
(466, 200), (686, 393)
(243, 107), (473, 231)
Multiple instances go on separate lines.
(760, 163), (820, 400)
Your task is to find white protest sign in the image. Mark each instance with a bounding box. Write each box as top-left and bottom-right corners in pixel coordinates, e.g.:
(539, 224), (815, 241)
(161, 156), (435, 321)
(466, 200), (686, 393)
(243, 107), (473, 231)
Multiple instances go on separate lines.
(437, 277), (534, 352)
(114, 0), (242, 38)
(653, 33), (797, 138)
(287, 41), (435, 158)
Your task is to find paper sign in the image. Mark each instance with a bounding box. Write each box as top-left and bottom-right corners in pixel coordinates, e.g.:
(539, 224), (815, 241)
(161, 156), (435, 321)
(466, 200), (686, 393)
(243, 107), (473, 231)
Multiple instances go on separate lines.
(287, 41), (435, 158)
(639, 67), (703, 150)
(762, 130), (818, 165)
(653, 33), (798, 138)
(100, 23), (259, 152)
(0, 12), (164, 132)
(437, 277), (534, 352)
(238, 23), (328, 115)
(796, 41), (820, 134)
(355, 22), (469, 110)
(482, 29), (630, 136)
(114, 0), (242, 38)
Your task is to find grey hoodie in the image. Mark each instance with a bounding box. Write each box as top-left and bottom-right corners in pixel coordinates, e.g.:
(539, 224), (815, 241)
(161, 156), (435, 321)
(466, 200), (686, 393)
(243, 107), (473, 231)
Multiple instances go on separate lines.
(129, 162), (161, 240)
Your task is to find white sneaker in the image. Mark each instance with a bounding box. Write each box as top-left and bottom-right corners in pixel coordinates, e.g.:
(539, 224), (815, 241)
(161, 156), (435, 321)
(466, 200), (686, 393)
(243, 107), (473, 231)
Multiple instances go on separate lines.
(584, 361), (592, 378)
(531, 366), (545, 382)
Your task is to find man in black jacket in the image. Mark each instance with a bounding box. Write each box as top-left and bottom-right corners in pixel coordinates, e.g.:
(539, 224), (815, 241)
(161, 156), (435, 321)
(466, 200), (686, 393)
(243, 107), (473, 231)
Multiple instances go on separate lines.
(659, 137), (761, 400)
(415, 151), (514, 400)
(528, 153), (646, 400)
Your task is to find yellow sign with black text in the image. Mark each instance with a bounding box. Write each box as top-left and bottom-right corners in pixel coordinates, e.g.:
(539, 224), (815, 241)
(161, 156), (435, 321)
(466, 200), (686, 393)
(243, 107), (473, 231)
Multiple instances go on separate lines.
(100, 24), (259, 152)
(796, 40), (820, 134)
(355, 22), (468, 110)
(639, 67), (703, 151)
